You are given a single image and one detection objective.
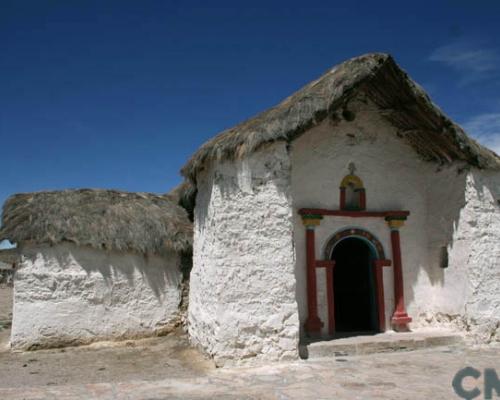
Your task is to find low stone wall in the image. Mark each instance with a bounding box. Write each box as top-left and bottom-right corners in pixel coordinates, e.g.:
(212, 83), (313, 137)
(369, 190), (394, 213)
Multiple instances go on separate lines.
(11, 243), (183, 350)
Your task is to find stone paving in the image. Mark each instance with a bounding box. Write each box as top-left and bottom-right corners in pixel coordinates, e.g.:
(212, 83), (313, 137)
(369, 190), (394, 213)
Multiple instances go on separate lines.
(303, 328), (463, 358)
(0, 342), (498, 399)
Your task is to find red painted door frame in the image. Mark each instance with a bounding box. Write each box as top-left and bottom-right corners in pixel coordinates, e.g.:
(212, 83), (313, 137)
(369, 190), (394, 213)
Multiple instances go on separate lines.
(373, 259), (392, 332)
(300, 208), (412, 336)
(315, 260), (335, 335)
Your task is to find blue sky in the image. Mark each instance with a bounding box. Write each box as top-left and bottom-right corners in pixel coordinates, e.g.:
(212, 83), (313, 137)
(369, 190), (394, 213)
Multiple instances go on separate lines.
(1, 1), (500, 248)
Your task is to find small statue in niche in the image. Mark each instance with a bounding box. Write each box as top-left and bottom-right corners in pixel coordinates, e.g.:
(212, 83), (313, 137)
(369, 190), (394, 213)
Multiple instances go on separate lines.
(344, 182), (359, 210)
(340, 163), (366, 211)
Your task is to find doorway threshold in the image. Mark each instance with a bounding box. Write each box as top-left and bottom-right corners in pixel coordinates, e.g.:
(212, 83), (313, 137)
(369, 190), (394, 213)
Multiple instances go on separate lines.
(299, 328), (463, 359)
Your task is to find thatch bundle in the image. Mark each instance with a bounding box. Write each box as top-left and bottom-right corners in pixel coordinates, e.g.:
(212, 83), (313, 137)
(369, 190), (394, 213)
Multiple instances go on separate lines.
(0, 248), (18, 266)
(0, 189), (192, 255)
(182, 53), (500, 181)
(167, 180), (196, 221)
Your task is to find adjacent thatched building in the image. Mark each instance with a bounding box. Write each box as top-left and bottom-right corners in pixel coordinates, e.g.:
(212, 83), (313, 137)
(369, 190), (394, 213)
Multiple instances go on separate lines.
(0, 189), (192, 350)
(167, 180), (197, 222)
(183, 53), (500, 365)
(0, 248), (18, 268)
(0, 248), (18, 285)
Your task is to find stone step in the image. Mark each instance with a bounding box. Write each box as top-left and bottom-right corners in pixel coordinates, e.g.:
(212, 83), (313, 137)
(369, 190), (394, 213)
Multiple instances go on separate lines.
(301, 329), (464, 359)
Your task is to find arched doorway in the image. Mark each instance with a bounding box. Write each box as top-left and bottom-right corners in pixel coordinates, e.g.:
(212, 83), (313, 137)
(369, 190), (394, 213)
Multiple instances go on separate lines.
(331, 237), (379, 335)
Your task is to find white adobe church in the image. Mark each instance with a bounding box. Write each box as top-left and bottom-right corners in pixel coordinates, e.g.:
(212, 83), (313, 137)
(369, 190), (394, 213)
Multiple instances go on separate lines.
(1, 53), (499, 365)
(181, 53), (500, 365)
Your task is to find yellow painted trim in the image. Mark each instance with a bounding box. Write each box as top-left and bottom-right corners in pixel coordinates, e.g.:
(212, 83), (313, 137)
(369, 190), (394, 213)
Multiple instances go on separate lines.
(387, 219), (405, 229)
(340, 174), (364, 189)
(302, 218), (322, 227)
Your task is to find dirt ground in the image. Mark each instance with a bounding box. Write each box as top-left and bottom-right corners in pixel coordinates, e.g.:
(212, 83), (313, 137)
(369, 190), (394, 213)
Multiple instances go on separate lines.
(0, 285), (215, 388)
(1, 287), (498, 399)
(0, 330), (214, 388)
(0, 343), (499, 399)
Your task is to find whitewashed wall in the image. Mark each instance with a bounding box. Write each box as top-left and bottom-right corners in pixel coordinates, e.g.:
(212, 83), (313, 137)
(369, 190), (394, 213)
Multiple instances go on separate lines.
(188, 142), (299, 366)
(420, 168), (500, 342)
(189, 96), (500, 364)
(290, 102), (431, 337)
(11, 243), (182, 350)
(290, 98), (500, 342)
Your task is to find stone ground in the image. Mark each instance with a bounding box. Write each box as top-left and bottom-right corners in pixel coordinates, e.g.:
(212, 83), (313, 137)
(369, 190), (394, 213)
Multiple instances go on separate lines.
(1, 286), (499, 399)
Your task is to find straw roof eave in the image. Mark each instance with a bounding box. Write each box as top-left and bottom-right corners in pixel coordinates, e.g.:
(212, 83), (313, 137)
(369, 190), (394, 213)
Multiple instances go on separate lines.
(0, 248), (19, 265)
(181, 53), (500, 182)
(166, 180), (196, 221)
(0, 189), (193, 256)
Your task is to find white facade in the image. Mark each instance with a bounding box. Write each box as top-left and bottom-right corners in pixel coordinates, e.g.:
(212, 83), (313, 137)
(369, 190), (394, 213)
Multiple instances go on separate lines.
(11, 243), (182, 350)
(290, 105), (430, 337)
(189, 98), (500, 363)
(291, 104), (500, 342)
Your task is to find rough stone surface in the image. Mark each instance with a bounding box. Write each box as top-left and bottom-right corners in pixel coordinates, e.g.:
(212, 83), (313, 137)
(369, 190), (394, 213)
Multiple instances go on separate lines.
(303, 328), (463, 359)
(11, 243), (182, 350)
(188, 142), (299, 366)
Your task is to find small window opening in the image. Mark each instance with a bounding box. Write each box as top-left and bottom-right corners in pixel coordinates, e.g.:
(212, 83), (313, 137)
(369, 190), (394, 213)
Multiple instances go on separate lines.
(440, 246), (449, 269)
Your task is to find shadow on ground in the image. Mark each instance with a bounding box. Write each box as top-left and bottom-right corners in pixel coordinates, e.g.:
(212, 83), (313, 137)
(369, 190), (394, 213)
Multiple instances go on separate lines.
(0, 329), (214, 388)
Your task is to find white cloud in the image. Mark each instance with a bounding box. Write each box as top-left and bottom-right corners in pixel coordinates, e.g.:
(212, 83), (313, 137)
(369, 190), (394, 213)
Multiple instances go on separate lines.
(429, 40), (500, 85)
(462, 113), (500, 154)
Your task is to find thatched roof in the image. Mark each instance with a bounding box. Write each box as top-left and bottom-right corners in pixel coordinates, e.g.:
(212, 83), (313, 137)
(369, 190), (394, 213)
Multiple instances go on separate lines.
(0, 249), (20, 269)
(0, 189), (192, 255)
(0, 248), (18, 266)
(182, 53), (500, 181)
(166, 181), (196, 221)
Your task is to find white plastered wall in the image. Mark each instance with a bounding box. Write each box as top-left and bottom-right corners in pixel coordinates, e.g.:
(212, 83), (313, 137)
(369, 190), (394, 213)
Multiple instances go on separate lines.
(189, 97), (500, 363)
(188, 142), (299, 366)
(290, 101), (437, 338)
(420, 167), (500, 342)
(290, 99), (500, 342)
(11, 243), (182, 350)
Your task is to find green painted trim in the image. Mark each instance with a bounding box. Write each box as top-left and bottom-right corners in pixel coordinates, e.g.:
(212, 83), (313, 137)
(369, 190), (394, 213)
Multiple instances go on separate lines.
(384, 216), (407, 221)
(301, 214), (324, 220)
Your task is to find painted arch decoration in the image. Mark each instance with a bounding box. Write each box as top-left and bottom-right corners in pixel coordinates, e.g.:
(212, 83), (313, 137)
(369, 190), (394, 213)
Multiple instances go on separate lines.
(324, 228), (386, 260)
